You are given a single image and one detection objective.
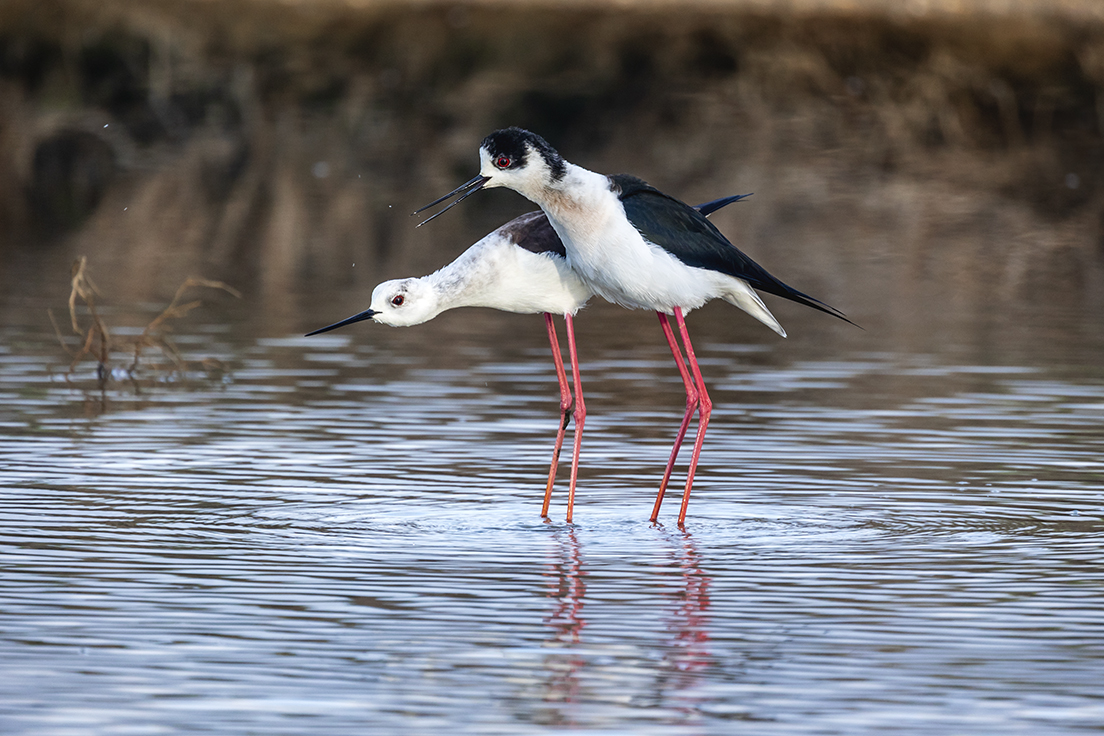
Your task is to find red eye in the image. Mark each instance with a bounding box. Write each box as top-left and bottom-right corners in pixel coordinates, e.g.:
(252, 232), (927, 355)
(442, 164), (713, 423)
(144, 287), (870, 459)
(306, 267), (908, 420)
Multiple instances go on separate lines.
(391, 295), (404, 307)
(495, 155), (511, 169)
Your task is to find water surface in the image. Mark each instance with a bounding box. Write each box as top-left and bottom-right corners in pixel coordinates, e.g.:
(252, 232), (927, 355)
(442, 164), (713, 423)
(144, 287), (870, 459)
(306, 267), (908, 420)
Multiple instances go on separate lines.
(2, 291), (1102, 734)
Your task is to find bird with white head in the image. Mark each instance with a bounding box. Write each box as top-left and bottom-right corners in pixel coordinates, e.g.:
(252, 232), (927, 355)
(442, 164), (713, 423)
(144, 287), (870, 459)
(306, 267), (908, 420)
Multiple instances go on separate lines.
(413, 127), (854, 525)
(310, 192), (749, 523)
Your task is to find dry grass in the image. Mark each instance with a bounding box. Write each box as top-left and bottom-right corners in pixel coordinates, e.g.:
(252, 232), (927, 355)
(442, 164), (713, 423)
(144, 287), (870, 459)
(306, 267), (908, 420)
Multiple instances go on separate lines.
(50, 256), (240, 385)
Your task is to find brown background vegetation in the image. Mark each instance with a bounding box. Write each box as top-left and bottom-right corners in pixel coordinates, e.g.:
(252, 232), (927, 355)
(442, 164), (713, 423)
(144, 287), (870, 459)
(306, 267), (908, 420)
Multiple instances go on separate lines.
(1, 0), (1102, 341)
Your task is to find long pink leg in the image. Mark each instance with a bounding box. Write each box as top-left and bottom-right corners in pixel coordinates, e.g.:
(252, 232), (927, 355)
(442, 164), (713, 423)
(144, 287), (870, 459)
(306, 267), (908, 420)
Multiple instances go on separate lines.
(541, 313), (574, 518)
(564, 313), (585, 524)
(650, 312), (700, 522)
(674, 307), (712, 526)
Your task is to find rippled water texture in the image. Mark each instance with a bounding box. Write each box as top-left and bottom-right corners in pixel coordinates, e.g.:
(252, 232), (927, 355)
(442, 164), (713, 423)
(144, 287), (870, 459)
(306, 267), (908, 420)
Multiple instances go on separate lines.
(2, 284), (1103, 734)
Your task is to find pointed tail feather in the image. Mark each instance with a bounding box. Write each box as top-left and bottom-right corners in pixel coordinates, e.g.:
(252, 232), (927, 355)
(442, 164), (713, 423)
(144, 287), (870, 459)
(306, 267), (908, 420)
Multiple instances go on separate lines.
(753, 277), (859, 329)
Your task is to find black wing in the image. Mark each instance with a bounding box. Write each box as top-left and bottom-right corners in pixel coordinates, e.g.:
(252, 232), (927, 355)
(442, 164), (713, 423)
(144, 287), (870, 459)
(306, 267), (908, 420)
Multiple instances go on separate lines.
(610, 174), (854, 325)
(696, 193), (752, 216)
(501, 211), (565, 257)
(502, 194), (751, 260)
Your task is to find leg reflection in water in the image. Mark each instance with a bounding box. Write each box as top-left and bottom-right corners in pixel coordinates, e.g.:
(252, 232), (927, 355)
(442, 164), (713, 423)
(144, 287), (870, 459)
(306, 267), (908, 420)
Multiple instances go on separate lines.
(540, 527), (586, 716)
(533, 525), (714, 725)
(657, 527), (713, 705)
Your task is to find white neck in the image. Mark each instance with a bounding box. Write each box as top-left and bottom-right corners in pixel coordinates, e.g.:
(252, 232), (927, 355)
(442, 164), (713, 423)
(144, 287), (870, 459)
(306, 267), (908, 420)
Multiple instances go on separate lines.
(517, 164), (617, 247)
(534, 163), (607, 212)
(423, 242), (499, 313)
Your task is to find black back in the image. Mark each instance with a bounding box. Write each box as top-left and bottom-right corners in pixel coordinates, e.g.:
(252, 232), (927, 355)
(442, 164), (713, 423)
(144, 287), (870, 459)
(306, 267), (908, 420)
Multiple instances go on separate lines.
(503, 211), (565, 257)
(610, 174), (853, 324)
(503, 193), (750, 261)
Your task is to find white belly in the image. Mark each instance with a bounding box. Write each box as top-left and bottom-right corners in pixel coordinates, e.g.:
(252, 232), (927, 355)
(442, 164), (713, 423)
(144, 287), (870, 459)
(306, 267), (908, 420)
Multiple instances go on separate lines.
(546, 207), (719, 313)
(526, 167), (785, 335)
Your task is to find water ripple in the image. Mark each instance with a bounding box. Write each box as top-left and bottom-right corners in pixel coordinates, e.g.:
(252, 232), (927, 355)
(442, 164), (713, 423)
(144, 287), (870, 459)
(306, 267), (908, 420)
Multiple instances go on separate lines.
(2, 332), (1103, 734)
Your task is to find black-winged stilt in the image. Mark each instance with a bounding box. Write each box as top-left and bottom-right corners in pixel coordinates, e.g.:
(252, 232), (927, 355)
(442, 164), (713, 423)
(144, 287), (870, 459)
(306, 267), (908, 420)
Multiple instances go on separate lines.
(307, 194), (748, 523)
(413, 127), (854, 525)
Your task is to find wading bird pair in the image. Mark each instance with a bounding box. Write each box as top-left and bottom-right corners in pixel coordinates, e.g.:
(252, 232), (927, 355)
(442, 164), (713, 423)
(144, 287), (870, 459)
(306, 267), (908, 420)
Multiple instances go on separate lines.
(308, 128), (853, 525)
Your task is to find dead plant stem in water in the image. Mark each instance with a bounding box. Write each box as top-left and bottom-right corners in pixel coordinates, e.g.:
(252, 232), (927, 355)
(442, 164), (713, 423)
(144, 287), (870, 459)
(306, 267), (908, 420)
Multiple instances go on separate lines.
(50, 257), (241, 385)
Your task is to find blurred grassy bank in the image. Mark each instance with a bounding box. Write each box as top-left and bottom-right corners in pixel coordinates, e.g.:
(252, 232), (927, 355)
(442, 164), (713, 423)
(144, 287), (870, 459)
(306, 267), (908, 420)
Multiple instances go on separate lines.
(1, 0), (1102, 341)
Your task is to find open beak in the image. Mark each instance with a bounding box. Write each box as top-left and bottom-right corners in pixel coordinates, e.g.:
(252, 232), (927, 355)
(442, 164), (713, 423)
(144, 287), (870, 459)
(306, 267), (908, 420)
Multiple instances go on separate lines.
(411, 174), (491, 227)
(305, 308), (378, 336)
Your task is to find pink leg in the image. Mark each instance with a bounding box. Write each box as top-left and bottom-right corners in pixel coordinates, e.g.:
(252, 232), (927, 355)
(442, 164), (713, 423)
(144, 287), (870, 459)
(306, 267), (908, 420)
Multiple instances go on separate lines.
(674, 307), (711, 526)
(650, 312), (700, 523)
(541, 313), (574, 518)
(564, 314), (585, 524)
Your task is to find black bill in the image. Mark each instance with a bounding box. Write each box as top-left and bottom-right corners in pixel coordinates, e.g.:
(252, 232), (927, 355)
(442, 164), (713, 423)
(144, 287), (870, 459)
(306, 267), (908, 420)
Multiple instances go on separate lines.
(305, 308), (379, 336)
(411, 174), (491, 227)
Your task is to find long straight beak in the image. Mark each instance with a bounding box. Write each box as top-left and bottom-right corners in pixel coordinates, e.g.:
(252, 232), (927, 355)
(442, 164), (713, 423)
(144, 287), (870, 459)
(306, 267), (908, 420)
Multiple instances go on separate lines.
(305, 308), (378, 336)
(412, 174), (490, 227)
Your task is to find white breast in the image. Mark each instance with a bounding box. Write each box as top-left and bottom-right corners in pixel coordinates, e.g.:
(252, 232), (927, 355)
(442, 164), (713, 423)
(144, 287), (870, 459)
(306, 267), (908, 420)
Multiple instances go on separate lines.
(533, 165), (785, 334)
(536, 168), (717, 313)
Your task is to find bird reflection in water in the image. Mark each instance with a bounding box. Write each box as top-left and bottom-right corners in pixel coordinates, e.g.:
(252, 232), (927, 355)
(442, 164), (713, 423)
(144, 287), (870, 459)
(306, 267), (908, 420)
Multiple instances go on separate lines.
(536, 527), (713, 723)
